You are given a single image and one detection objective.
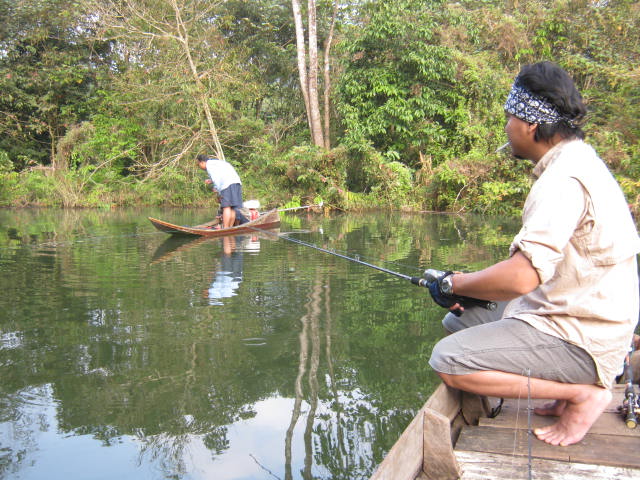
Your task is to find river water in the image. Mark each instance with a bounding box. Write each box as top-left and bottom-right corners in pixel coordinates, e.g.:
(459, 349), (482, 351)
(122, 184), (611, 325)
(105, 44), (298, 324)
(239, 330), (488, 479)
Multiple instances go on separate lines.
(0, 207), (518, 479)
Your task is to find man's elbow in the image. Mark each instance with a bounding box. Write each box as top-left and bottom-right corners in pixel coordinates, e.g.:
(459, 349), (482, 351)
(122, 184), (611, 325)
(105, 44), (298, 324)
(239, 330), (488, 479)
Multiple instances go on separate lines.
(510, 272), (541, 297)
(508, 251), (541, 296)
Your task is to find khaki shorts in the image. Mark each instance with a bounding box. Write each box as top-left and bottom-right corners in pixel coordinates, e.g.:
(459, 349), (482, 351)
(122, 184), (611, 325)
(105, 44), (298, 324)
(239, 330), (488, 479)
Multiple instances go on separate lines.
(429, 304), (598, 385)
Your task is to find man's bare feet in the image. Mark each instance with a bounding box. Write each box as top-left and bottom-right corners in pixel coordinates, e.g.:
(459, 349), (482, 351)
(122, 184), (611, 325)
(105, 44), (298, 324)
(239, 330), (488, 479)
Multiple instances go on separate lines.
(534, 399), (567, 417)
(533, 387), (611, 446)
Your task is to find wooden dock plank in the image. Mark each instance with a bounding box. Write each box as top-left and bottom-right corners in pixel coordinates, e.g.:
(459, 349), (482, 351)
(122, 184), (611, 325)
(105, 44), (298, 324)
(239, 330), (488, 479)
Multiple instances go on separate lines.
(454, 451), (640, 480)
(455, 425), (640, 469)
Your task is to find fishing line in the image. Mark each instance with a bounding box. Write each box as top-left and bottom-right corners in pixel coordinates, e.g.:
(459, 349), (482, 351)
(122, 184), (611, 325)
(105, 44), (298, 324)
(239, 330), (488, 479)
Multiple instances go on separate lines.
(527, 368), (533, 480)
(510, 369), (533, 479)
(511, 388), (522, 464)
(258, 227), (430, 285)
(249, 225), (498, 313)
(279, 229), (426, 276)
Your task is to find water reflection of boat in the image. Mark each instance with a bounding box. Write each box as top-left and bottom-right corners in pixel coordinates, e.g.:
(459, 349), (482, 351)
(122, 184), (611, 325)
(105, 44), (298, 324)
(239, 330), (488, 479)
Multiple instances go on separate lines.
(150, 231), (265, 265)
(150, 236), (207, 264)
(148, 209), (280, 237)
(369, 383), (640, 479)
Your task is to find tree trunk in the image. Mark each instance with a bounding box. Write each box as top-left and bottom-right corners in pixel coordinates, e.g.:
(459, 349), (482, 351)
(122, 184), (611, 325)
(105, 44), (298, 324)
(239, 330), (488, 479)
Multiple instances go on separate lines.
(49, 124), (59, 169)
(292, 0), (312, 134)
(322, 0), (338, 150)
(292, 0), (325, 148)
(307, 0), (324, 148)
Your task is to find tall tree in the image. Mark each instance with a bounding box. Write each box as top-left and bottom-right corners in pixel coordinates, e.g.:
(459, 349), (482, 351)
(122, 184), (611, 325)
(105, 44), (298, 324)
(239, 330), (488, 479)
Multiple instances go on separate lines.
(336, 0), (464, 166)
(322, 0), (339, 150)
(291, 0), (324, 148)
(0, 0), (101, 168)
(87, 0), (234, 165)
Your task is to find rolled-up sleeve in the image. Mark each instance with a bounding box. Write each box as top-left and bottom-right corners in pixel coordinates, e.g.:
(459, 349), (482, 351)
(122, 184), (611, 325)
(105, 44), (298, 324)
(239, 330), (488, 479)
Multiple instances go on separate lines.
(510, 176), (587, 283)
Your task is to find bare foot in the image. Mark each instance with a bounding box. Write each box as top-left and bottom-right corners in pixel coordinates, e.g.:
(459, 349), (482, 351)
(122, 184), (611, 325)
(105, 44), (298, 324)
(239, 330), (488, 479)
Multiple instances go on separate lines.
(534, 400), (567, 417)
(534, 387), (611, 446)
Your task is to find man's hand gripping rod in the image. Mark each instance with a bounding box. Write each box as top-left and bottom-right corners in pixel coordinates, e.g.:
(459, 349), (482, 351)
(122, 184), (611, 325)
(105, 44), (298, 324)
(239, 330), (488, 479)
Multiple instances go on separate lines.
(420, 269), (497, 317)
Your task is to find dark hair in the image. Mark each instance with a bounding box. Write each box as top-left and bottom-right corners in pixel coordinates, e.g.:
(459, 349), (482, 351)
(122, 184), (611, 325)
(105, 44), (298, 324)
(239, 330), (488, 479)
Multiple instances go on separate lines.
(196, 154), (209, 163)
(516, 61), (587, 141)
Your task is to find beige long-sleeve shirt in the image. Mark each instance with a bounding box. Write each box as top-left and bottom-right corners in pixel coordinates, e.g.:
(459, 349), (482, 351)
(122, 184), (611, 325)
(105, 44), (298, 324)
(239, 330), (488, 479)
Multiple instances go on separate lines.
(504, 139), (640, 387)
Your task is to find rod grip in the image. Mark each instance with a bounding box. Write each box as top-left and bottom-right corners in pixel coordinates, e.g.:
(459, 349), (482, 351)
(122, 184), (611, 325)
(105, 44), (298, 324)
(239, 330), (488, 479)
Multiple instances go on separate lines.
(411, 277), (498, 314)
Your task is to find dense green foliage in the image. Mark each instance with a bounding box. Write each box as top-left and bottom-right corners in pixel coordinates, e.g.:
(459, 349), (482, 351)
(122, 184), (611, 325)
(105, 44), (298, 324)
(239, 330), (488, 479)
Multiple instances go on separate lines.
(1, 0), (638, 215)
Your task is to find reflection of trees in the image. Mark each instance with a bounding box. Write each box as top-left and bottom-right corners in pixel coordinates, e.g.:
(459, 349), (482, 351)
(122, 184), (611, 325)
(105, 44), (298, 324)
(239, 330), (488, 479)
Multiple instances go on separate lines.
(0, 224), (287, 478)
(0, 386), (50, 477)
(284, 272), (322, 480)
(322, 272), (347, 469)
(285, 270), (373, 480)
(0, 209), (523, 479)
(281, 264), (429, 479)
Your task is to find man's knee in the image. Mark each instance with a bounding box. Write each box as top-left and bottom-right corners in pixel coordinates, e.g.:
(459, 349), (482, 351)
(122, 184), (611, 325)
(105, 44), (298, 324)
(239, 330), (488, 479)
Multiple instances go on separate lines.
(429, 336), (456, 375)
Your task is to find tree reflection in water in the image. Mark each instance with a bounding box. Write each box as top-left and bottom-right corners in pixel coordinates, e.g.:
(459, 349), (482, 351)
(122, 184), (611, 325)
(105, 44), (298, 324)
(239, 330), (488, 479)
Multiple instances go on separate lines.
(284, 274), (321, 480)
(0, 208), (518, 479)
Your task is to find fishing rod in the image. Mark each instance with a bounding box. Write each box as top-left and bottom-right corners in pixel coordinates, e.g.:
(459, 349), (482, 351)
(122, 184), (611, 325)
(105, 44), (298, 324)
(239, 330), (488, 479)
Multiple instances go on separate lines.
(278, 201), (324, 213)
(257, 227), (497, 315)
(619, 343), (640, 428)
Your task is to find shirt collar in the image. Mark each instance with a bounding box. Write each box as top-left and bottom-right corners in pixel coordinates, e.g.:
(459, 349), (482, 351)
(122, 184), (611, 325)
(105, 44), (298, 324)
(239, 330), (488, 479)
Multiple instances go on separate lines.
(532, 139), (578, 178)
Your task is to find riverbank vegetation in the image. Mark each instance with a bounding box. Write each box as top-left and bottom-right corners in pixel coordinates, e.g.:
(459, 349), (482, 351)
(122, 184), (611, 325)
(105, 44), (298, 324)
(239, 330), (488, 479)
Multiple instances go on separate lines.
(1, 0), (638, 216)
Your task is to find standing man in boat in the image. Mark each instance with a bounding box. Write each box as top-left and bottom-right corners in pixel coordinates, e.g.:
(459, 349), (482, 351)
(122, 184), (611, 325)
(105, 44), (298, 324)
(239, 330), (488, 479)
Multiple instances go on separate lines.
(197, 154), (248, 228)
(427, 61), (640, 447)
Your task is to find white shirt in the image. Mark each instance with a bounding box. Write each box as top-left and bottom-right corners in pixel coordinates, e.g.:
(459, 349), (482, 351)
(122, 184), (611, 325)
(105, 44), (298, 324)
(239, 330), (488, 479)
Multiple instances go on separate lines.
(505, 139), (640, 387)
(205, 159), (242, 192)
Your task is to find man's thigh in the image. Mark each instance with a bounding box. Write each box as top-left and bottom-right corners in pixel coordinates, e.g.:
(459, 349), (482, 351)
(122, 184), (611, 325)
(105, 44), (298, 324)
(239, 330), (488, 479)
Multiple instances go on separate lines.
(430, 318), (598, 384)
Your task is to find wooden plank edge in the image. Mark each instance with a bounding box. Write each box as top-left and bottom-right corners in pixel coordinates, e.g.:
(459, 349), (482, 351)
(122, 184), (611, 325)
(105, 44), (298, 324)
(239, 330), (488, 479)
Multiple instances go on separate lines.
(456, 425), (640, 469)
(369, 384), (463, 480)
(423, 408), (460, 480)
(368, 409), (425, 480)
(455, 450), (640, 480)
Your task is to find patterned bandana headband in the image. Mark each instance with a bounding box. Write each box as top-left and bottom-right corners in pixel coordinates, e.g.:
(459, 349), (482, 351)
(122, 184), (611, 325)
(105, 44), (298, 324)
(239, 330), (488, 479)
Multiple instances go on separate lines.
(504, 83), (575, 127)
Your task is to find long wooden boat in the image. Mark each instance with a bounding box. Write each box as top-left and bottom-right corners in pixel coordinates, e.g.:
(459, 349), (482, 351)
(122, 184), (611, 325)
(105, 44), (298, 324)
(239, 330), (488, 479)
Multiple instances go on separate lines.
(370, 382), (640, 480)
(148, 209), (280, 237)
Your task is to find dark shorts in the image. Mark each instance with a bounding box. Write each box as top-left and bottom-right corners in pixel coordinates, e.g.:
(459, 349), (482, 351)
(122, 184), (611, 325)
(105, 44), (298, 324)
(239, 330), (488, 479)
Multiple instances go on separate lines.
(219, 183), (243, 208)
(429, 304), (599, 385)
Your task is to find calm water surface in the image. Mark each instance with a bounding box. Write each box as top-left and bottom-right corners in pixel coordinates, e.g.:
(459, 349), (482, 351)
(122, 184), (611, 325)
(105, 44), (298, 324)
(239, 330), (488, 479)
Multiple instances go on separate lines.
(0, 208), (519, 480)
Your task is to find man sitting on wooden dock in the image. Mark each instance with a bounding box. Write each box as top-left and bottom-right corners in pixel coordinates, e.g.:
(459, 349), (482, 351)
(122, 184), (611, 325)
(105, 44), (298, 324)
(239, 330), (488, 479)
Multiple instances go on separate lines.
(427, 61), (640, 447)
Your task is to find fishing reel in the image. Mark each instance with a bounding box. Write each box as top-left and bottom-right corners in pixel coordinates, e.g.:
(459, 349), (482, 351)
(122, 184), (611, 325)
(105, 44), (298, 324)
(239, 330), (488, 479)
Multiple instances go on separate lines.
(618, 383), (640, 428)
(423, 269), (452, 289)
